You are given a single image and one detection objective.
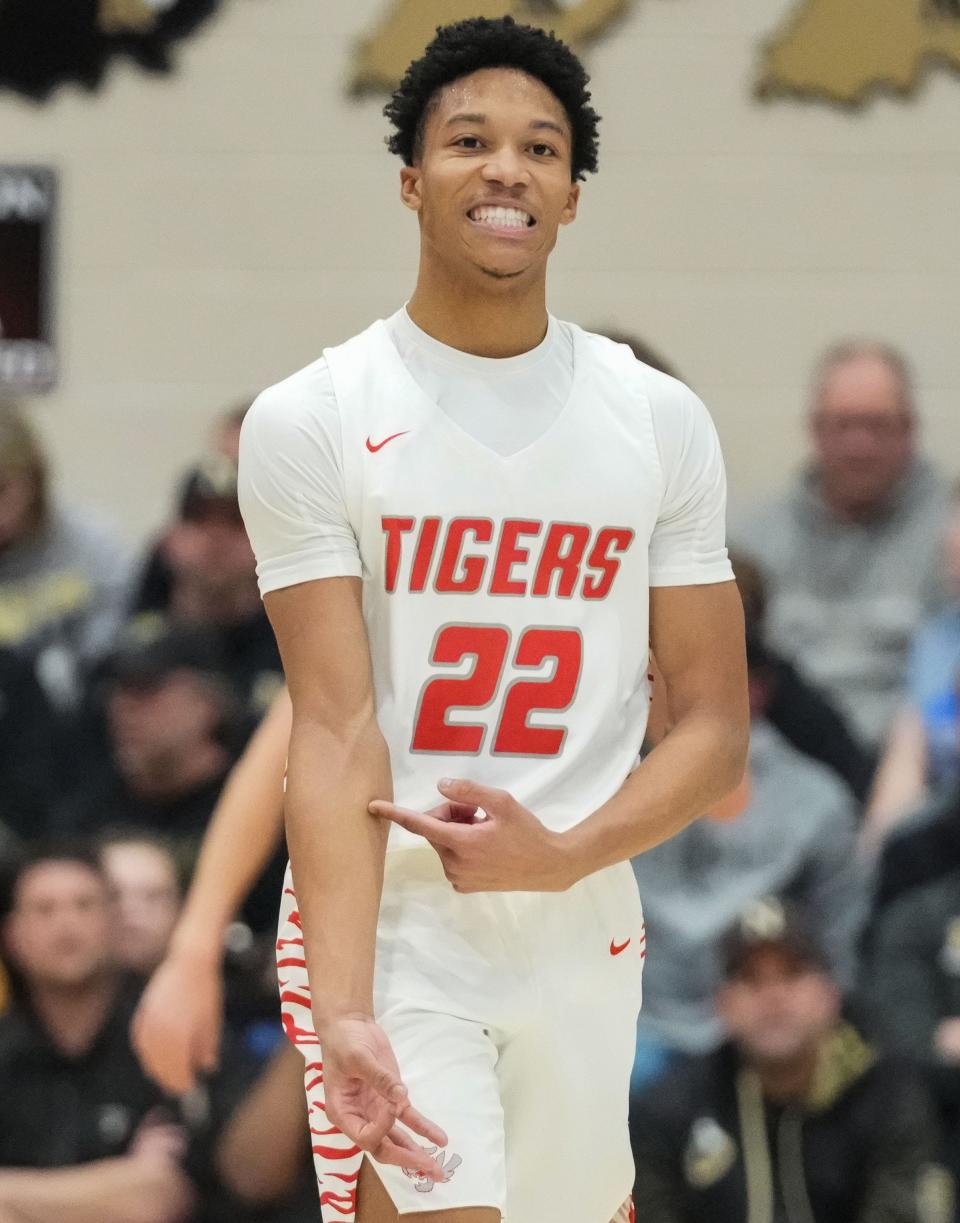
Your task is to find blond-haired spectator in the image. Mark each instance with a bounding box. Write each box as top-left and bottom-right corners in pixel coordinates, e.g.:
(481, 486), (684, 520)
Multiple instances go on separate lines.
(0, 403), (131, 709)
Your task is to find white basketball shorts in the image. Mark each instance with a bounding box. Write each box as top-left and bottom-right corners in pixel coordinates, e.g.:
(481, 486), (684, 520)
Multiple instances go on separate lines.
(276, 848), (645, 1222)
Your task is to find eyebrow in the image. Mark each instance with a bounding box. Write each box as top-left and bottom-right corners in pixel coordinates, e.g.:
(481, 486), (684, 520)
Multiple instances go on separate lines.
(444, 113), (567, 138)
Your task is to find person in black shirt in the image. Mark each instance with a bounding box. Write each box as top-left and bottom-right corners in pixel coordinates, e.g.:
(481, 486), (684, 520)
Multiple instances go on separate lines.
(0, 843), (196, 1223)
(630, 898), (949, 1223)
(131, 451), (282, 721)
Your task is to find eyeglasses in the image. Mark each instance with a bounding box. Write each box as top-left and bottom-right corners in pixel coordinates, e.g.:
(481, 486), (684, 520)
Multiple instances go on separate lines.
(812, 412), (911, 438)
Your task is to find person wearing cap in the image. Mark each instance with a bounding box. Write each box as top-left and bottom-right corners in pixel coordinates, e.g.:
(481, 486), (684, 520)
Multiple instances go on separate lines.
(0, 402), (131, 710)
(629, 631), (866, 1081)
(630, 898), (949, 1223)
(64, 623), (286, 937)
(130, 445), (282, 720)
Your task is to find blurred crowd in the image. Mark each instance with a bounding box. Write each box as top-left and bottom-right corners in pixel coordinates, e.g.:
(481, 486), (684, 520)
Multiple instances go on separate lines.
(0, 334), (959, 1222)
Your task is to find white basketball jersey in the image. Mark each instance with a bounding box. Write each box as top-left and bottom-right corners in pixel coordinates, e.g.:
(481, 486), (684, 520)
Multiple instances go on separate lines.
(301, 319), (726, 849)
(240, 314), (732, 852)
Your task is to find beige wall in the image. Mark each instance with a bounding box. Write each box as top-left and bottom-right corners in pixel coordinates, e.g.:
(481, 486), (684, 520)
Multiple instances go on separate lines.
(1, 0), (958, 544)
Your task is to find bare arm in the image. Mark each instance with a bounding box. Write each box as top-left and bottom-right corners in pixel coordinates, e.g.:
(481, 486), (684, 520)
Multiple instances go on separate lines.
(264, 576), (446, 1178)
(862, 704), (928, 853)
(567, 580), (749, 873)
(170, 687), (291, 957)
(0, 1158), (193, 1223)
(215, 1041), (308, 1205)
(132, 689), (291, 1093)
(266, 576), (389, 1040)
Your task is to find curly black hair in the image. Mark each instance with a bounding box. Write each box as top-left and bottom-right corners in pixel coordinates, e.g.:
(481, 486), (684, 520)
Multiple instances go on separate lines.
(384, 16), (601, 182)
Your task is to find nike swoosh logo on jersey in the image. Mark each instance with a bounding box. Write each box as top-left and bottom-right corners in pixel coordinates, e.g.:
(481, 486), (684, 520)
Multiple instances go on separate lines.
(610, 938), (631, 956)
(366, 430), (410, 453)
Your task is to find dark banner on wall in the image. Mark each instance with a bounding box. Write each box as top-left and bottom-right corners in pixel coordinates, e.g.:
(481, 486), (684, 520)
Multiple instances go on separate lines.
(0, 167), (56, 393)
(0, 0), (220, 102)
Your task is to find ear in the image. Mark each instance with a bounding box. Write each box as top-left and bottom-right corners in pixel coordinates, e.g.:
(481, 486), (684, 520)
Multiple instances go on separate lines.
(399, 166), (423, 214)
(559, 182), (580, 227)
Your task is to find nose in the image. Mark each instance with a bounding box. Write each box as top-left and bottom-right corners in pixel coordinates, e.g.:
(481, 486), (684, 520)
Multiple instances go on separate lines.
(480, 144), (529, 190)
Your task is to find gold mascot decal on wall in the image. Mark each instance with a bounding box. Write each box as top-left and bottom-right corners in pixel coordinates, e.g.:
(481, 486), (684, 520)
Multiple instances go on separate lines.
(349, 0), (631, 94)
(758, 0), (960, 105)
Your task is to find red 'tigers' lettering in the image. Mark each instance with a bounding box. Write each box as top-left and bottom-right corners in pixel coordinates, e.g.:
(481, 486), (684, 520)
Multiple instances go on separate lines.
(381, 516), (634, 599)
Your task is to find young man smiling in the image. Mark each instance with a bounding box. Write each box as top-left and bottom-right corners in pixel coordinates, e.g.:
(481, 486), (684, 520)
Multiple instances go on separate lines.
(238, 17), (748, 1223)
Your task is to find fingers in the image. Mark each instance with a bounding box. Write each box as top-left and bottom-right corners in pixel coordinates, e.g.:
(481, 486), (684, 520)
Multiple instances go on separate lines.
(396, 1098), (448, 1148)
(346, 1043), (407, 1103)
(437, 777), (511, 811)
(368, 801), (465, 848)
(372, 1129), (445, 1179)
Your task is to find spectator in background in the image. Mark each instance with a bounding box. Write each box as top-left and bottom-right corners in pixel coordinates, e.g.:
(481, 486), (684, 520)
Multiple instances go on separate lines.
(0, 646), (61, 844)
(68, 626), (241, 843)
(132, 442), (282, 721)
(99, 830), (183, 976)
(732, 341), (950, 751)
(0, 844), (195, 1223)
(867, 867), (960, 1189)
(631, 899), (948, 1223)
(630, 631), (865, 1084)
(866, 484), (960, 844)
(69, 625), (283, 937)
(213, 1041), (320, 1223)
(732, 549), (874, 801)
(0, 402), (131, 711)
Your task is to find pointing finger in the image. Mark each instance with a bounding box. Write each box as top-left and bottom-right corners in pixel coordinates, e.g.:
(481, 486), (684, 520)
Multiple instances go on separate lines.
(368, 802), (465, 849)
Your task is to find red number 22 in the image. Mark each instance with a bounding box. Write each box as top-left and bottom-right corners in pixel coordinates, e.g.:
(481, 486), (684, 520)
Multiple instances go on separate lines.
(411, 624), (583, 757)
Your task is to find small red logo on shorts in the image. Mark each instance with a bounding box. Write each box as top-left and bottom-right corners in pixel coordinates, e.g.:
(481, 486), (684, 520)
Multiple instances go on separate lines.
(366, 430), (409, 453)
(610, 938), (631, 956)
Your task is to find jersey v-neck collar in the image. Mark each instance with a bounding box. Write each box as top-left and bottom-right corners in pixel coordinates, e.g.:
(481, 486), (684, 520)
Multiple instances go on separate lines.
(391, 304), (560, 376)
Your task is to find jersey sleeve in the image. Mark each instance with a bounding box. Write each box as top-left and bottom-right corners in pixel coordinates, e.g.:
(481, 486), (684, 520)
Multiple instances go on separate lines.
(647, 379), (734, 587)
(237, 360), (362, 596)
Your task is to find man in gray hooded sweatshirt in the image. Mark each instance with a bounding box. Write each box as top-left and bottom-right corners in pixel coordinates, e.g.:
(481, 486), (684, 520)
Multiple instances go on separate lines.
(732, 341), (950, 752)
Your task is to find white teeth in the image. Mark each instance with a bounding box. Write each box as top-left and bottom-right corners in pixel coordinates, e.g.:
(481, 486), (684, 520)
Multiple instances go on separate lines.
(469, 205), (532, 229)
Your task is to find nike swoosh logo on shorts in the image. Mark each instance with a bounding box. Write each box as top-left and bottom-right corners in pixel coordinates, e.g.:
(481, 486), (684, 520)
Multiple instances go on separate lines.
(610, 938), (631, 956)
(366, 430), (410, 453)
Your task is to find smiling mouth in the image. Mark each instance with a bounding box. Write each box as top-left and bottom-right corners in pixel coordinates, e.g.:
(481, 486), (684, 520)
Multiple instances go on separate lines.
(467, 205), (536, 232)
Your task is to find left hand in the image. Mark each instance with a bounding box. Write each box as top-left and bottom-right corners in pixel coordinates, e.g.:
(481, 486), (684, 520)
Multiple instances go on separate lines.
(369, 779), (576, 893)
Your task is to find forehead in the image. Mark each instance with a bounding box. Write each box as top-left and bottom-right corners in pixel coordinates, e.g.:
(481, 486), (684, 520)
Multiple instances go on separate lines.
(818, 356), (905, 413)
(15, 860), (105, 906)
(732, 945), (814, 981)
(103, 841), (176, 884)
(427, 67), (570, 135)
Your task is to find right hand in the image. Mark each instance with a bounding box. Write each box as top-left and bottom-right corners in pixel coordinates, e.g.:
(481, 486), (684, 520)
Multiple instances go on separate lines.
(131, 950), (223, 1095)
(320, 1014), (449, 1181)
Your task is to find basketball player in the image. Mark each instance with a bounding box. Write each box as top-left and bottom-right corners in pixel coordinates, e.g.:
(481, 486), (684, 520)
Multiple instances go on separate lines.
(237, 16), (749, 1223)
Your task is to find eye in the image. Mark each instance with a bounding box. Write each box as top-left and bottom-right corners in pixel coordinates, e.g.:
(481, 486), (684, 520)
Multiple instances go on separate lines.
(453, 136), (482, 149)
(530, 143), (557, 157)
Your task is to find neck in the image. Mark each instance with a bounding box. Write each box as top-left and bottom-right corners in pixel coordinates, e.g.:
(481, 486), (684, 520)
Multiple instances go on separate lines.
(406, 256), (549, 357)
(754, 1045), (818, 1105)
(30, 973), (117, 1058)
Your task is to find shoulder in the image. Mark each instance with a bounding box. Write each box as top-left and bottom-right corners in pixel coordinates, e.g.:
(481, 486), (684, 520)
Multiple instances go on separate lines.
(243, 356), (338, 442)
(0, 1007), (35, 1069)
(572, 325), (710, 425)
